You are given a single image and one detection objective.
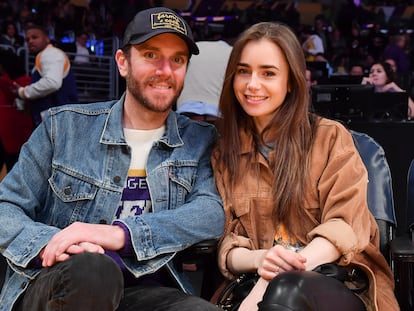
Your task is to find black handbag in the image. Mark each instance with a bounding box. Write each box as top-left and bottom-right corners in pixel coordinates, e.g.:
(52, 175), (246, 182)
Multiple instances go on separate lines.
(313, 263), (369, 294)
(215, 264), (368, 311)
(216, 273), (259, 311)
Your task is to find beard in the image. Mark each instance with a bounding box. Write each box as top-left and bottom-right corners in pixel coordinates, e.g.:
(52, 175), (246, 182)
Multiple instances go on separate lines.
(125, 69), (183, 113)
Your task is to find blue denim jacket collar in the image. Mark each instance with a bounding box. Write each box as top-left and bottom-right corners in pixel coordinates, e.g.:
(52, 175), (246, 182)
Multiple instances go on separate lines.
(101, 93), (184, 148)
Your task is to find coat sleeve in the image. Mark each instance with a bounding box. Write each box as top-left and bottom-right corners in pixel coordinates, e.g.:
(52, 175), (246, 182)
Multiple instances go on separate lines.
(212, 150), (255, 280)
(307, 123), (372, 266)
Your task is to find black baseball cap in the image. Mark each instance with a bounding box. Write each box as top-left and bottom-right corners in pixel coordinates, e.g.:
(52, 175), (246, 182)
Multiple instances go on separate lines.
(122, 7), (199, 55)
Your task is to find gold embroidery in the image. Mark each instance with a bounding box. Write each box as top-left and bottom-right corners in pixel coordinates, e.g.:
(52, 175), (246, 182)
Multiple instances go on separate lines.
(151, 12), (187, 35)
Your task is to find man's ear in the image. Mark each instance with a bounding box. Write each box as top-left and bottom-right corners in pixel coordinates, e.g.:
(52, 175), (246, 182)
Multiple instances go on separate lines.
(115, 49), (128, 78)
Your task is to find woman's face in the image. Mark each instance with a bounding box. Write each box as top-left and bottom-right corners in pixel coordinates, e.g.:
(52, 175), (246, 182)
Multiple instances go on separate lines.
(369, 63), (388, 87)
(233, 38), (290, 132)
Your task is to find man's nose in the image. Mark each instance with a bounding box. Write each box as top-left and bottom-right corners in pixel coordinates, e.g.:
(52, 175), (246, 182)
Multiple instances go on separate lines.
(155, 58), (172, 76)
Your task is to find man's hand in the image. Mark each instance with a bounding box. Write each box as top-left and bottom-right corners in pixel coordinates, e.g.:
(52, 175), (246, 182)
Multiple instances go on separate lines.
(41, 222), (126, 267)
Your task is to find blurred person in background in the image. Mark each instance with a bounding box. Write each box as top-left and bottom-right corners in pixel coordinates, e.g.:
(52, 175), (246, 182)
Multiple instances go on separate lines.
(362, 61), (414, 118)
(383, 34), (410, 74)
(0, 48), (33, 172)
(176, 39), (232, 123)
(13, 24), (78, 126)
(0, 21), (24, 51)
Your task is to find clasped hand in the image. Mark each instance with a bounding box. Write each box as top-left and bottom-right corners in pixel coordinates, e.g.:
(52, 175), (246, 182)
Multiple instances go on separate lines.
(41, 222), (125, 267)
(257, 244), (307, 280)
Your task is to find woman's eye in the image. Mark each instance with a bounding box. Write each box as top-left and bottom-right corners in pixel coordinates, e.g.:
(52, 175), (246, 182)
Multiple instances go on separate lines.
(264, 71), (276, 77)
(236, 68), (248, 74)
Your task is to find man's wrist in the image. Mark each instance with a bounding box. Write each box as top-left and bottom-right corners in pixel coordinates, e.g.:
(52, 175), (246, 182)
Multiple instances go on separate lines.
(113, 221), (133, 256)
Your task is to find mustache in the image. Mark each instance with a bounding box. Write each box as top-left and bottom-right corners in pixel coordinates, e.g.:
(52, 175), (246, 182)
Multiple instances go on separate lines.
(146, 76), (176, 88)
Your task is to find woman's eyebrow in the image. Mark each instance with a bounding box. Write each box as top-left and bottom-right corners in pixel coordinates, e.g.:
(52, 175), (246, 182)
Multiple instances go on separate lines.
(237, 62), (279, 70)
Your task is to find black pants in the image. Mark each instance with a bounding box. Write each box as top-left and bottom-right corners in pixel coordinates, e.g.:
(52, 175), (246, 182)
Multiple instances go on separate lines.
(258, 270), (366, 311)
(14, 252), (219, 311)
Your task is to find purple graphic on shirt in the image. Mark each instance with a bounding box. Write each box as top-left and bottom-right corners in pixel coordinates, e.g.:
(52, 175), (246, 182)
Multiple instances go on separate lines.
(116, 175), (152, 219)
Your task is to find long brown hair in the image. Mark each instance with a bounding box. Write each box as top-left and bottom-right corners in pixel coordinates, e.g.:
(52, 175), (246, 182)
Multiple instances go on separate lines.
(216, 22), (318, 225)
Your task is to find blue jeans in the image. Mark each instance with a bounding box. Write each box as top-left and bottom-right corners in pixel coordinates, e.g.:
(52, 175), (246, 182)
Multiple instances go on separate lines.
(14, 252), (219, 311)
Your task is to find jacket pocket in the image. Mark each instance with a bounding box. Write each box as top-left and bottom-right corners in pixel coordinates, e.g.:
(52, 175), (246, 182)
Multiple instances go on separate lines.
(47, 170), (99, 227)
(49, 170), (98, 202)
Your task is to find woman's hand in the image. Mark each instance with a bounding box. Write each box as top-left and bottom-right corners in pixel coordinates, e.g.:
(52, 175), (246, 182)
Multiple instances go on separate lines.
(257, 245), (306, 280)
(361, 77), (372, 85)
(382, 81), (404, 93)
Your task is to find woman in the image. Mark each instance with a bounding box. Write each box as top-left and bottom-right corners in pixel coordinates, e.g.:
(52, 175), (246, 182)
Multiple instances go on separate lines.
(362, 61), (414, 119)
(0, 21), (24, 51)
(212, 22), (398, 311)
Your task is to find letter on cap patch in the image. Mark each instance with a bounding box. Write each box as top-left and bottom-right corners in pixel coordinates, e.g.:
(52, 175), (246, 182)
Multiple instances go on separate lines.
(151, 12), (187, 35)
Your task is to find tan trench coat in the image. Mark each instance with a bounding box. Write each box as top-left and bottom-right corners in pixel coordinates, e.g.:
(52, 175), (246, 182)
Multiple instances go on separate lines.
(212, 118), (399, 311)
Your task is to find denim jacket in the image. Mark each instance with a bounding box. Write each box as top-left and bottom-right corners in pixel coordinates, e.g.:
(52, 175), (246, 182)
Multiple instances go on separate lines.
(0, 94), (224, 310)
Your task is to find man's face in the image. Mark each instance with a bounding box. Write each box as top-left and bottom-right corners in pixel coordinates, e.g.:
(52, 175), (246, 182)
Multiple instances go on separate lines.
(350, 66), (364, 76)
(385, 59), (397, 73)
(77, 34), (88, 47)
(118, 33), (189, 113)
(25, 28), (50, 53)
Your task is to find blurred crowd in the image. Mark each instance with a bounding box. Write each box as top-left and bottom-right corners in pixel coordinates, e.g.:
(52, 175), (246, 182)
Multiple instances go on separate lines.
(0, 0), (414, 77)
(2, 0), (414, 174)
(0, 0), (155, 44)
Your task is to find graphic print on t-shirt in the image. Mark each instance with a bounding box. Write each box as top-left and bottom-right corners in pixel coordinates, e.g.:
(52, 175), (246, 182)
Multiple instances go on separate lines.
(274, 223), (304, 253)
(115, 168), (152, 219)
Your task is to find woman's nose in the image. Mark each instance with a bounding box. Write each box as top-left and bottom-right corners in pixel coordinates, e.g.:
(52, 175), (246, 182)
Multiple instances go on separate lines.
(247, 73), (261, 90)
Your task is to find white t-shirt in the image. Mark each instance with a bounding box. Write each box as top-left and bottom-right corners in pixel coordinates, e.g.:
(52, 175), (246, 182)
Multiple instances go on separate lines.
(115, 126), (165, 220)
(74, 42), (90, 64)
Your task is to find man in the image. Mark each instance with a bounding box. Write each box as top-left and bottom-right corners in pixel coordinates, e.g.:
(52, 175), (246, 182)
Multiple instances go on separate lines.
(73, 31), (91, 64)
(349, 64), (364, 76)
(14, 25), (78, 126)
(300, 25), (324, 62)
(176, 40), (232, 123)
(0, 7), (224, 311)
(383, 34), (409, 74)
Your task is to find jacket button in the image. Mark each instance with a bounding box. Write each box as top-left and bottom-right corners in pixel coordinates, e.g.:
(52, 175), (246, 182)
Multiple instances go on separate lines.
(99, 219), (107, 224)
(113, 176), (121, 183)
(64, 186), (72, 195)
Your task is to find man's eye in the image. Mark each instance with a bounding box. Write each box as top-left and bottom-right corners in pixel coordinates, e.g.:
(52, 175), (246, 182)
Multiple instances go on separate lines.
(145, 52), (156, 59)
(173, 56), (185, 64)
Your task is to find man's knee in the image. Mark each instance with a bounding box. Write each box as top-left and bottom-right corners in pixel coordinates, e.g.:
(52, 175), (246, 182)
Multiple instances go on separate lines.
(65, 252), (123, 290)
(20, 253), (124, 311)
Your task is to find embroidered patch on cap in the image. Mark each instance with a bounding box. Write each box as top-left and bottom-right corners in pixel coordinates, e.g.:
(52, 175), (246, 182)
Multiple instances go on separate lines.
(151, 12), (187, 35)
